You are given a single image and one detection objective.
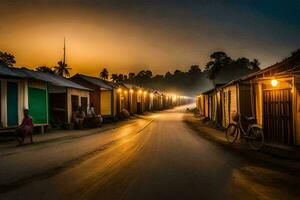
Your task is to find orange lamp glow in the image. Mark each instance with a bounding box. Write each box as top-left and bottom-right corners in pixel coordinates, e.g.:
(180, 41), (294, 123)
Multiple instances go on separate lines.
(117, 88), (122, 93)
(130, 89), (134, 93)
(271, 79), (278, 87)
(138, 90), (142, 94)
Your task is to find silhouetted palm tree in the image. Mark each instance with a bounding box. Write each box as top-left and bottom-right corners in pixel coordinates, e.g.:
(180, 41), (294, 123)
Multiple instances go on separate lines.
(54, 61), (71, 77)
(100, 68), (109, 80)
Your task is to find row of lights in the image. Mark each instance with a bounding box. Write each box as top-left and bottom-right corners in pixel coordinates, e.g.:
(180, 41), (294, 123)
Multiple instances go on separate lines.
(117, 88), (154, 97)
(117, 88), (192, 99)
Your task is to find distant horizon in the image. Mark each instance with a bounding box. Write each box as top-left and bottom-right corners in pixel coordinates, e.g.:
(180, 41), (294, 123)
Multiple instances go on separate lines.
(8, 46), (296, 78)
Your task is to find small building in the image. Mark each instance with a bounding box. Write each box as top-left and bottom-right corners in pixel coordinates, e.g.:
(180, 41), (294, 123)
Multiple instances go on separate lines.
(124, 84), (140, 114)
(116, 83), (130, 114)
(197, 51), (300, 147)
(248, 53), (300, 146)
(219, 81), (252, 128)
(152, 91), (164, 110)
(71, 74), (114, 117)
(71, 74), (124, 120)
(15, 70), (92, 125)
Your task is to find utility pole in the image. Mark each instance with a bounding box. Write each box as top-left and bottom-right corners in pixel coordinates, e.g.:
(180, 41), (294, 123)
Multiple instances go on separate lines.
(63, 37), (66, 66)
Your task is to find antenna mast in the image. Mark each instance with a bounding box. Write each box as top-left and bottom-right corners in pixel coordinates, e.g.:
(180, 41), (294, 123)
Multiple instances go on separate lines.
(63, 37), (66, 66)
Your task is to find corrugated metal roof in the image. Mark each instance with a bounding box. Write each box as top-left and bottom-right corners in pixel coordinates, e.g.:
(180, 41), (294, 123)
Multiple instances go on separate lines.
(102, 79), (119, 88)
(72, 74), (113, 90)
(0, 64), (25, 77)
(11, 68), (91, 91)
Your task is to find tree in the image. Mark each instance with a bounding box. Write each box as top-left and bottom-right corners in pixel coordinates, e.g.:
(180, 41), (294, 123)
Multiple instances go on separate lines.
(128, 72), (135, 80)
(0, 51), (16, 67)
(250, 59), (260, 71)
(205, 51), (232, 82)
(100, 68), (109, 80)
(117, 74), (124, 82)
(291, 49), (300, 57)
(188, 65), (201, 74)
(164, 71), (172, 79)
(54, 61), (71, 77)
(111, 74), (118, 82)
(36, 66), (55, 74)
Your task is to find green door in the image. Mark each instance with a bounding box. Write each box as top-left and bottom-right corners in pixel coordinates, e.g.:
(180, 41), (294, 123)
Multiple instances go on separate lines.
(29, 87), (48, 124)
(7, 82), (18, 127)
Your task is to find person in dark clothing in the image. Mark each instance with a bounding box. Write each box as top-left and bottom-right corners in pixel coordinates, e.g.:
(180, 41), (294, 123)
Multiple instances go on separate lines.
(15, 109), (33, 145)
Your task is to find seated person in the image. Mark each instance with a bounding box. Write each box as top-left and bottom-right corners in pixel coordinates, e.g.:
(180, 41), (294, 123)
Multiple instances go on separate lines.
(73, 106), (86, 129)
(15, 109), (33, 145)
(87, 103), (97, 117)
(86, 103), (103, 127)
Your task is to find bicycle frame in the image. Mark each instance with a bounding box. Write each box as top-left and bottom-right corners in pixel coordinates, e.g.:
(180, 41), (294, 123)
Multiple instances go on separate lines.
(235, 115), (253, 138)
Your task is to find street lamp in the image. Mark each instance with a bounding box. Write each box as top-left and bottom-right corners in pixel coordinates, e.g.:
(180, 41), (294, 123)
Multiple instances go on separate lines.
(117, 88), (122, 93)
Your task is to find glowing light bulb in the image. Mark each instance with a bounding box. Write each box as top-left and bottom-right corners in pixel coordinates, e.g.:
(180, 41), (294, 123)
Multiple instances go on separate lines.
(271, 79), (278, 87)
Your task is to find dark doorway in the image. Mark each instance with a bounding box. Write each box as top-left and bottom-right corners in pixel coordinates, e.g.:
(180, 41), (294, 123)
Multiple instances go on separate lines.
(263, 88), (294, 145)
(71, 95), (79, 112)
(81, 97), (88, 114)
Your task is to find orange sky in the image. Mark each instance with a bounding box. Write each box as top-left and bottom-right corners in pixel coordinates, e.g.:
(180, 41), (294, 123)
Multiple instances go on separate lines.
(0, 1), (299, 76)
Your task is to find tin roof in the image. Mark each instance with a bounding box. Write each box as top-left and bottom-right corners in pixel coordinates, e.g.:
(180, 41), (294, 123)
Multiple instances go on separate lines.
(0, 64), (25, 77)
(72, 74), (113, 90)
(11, 68), (91, 91)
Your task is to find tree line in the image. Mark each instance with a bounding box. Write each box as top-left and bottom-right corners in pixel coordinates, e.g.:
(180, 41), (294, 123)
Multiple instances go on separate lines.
(0, 51), (71, 77)
(1, 49), (299, 96)
(100, 51), (261, 95)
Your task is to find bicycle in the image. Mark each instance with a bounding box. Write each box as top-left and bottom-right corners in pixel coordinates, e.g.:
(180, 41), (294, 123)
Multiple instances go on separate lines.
(225, 113), (264, 150)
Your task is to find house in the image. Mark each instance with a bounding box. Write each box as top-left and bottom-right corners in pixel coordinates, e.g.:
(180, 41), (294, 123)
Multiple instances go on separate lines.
(124, 84), (140, 114)
(12, 68), (50, 130)
(152, 91), (164, 110)
(198, 84), (224, 124)
(0, 66), (90, 130)
(196, 94), (206, 117)
(116, 83), (130, 114)
(247, 52), (300, 146)
(12, 68), (91, 126)
(197, 51), (300, 146)
(71, 74), (114, 117)
(71, 74), (125, 120)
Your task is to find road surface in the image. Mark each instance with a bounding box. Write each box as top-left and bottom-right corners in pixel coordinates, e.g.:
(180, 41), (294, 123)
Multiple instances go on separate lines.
(1, 106), (299, 200)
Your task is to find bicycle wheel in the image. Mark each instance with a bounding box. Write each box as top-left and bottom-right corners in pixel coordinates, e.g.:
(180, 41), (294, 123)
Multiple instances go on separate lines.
(248, 125), (264, 150)
(225, 123), (238, 143)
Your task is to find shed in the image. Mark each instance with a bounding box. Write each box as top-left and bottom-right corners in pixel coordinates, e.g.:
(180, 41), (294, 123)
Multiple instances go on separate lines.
(71, 74), (113, 117)
(248, 53), (300, 146)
